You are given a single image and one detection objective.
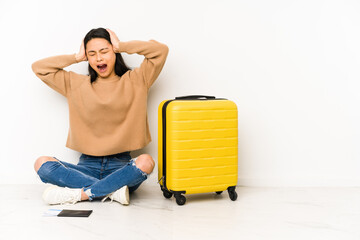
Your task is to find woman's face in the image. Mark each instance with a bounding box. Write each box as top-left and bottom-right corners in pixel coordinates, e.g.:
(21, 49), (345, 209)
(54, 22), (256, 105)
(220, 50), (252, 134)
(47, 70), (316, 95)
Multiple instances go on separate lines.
(86, 38), (116, 79)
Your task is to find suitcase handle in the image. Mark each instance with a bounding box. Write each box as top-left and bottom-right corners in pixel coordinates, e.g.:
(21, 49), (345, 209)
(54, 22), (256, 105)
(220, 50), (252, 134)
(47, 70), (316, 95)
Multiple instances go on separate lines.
(175, 95), (216, 100)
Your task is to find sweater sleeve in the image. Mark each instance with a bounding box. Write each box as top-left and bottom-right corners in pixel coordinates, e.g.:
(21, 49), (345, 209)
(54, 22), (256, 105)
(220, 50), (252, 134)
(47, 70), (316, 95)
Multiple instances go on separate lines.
(118, 40), (169, 89)
(31, 54), (78, 97)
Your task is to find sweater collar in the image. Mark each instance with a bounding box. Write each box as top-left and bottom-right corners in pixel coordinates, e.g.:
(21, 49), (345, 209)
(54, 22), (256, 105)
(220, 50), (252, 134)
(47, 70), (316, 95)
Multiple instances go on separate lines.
(96, 75), (120, 83)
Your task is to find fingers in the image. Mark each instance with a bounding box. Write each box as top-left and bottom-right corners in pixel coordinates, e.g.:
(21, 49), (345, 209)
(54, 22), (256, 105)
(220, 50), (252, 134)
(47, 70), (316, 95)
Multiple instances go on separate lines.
(106, 28), (115, 38)
(106, 28), (113, 35)
(79, 40), (85, 52)
(80, 39), (87, 60)
(75, 39), (87, 62)
(106, 28), (120, 52)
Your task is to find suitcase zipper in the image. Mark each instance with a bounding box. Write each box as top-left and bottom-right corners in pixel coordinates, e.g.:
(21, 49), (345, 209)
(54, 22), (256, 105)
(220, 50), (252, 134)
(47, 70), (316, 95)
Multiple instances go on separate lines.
(162, 100), (175, 190)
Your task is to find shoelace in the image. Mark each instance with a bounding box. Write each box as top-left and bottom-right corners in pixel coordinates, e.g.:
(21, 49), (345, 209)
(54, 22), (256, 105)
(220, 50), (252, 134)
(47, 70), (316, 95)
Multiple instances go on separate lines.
(101, 193), (114, 203)
(59, 188), (80, 205)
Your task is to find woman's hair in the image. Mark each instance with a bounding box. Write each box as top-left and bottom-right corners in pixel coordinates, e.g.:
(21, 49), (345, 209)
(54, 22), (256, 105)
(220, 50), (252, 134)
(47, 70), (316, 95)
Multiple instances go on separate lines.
(84, 27), (130, 83)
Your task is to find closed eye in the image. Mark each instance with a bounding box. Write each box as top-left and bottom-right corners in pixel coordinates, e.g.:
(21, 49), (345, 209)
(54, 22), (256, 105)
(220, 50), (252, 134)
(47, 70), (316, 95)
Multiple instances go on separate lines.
(87, 51), (96, 56)
(87, 47), (109, 56)
(100, 48), (109, 53)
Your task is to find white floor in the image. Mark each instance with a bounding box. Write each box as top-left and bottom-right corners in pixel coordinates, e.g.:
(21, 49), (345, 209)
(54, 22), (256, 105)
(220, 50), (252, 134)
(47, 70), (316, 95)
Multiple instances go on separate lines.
(1, 184), (360, 240)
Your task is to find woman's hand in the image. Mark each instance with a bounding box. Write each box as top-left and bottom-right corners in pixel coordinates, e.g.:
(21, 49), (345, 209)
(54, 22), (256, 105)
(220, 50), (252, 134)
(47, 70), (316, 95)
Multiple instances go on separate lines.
(75, 40), (87, 62)
(106, 28), (120, 53)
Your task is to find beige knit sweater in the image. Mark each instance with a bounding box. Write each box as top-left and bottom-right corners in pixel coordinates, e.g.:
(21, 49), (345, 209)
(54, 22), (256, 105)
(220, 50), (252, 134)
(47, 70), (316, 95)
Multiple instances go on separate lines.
(32, 40), (169, 156)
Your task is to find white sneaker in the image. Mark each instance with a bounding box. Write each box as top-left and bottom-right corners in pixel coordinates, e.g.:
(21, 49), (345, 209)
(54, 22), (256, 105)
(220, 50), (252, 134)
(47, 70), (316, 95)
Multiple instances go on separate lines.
(42, 185), (82, 205)
(101, 185), (129, 205)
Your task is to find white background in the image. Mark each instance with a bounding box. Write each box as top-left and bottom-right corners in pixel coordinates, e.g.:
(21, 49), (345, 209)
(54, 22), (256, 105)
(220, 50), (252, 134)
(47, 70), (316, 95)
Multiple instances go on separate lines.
(0, 0), (359, 186)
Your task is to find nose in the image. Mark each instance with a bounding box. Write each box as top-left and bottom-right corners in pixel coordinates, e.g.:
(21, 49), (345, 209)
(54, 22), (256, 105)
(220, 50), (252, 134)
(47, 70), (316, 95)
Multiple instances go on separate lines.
(96, 54), (103, 62)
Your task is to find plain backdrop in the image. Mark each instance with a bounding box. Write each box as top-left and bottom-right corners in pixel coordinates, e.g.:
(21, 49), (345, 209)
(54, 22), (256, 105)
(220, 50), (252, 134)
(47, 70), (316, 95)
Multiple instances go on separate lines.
(0, 0), (359, 186)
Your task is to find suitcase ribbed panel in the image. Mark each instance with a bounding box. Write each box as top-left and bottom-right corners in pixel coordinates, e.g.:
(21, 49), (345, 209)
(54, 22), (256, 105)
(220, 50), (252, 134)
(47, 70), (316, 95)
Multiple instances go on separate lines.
(162, 100), (238, 194)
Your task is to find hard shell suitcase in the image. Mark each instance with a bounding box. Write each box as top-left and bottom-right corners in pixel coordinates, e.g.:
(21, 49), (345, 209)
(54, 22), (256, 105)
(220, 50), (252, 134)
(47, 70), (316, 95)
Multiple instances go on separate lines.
(158, 95), (238, 205)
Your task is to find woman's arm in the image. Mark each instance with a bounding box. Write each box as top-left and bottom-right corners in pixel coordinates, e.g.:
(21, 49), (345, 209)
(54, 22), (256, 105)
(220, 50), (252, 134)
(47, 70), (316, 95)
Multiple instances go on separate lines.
(108, 29), (169, 89)
(31, 41), (87, 97)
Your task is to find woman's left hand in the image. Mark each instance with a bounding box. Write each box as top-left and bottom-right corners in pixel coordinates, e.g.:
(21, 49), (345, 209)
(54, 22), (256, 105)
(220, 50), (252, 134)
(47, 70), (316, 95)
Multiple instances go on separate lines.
(106, 28), (120, 53)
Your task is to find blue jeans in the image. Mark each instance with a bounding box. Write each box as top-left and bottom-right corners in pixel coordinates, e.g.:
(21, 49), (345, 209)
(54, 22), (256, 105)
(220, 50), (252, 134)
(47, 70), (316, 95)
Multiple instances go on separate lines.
(37, 152), (148, 200)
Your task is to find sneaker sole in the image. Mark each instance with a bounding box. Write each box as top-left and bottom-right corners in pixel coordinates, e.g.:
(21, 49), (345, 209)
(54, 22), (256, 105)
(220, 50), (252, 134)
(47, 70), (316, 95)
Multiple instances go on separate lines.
(121, 186), (130, 205)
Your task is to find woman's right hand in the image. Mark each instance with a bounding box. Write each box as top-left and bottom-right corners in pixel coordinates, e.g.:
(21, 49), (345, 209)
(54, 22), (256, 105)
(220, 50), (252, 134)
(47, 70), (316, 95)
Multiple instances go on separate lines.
(75, 40), (87, 62)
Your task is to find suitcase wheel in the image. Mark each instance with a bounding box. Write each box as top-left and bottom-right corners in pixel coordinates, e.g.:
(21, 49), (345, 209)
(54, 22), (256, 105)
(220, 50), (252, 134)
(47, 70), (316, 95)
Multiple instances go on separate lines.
(174, 194), (186, 206)
(216, 191), (223, 195)
(227, 187), (238, 201)
(162, 189), (173, 199)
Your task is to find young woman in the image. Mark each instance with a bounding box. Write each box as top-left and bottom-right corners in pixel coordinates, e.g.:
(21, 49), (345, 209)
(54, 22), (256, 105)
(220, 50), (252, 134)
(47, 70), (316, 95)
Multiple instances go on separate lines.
(32, 28), (169, 205)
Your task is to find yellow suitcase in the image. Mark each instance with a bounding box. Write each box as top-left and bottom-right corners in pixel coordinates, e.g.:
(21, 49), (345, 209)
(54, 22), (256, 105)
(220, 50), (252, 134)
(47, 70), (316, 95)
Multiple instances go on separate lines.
(158, 95), (238, 205)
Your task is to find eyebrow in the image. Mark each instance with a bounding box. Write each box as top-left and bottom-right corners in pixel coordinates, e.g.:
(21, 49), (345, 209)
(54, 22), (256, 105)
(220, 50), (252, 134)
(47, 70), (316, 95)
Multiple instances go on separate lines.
(87, 48), (109, 53)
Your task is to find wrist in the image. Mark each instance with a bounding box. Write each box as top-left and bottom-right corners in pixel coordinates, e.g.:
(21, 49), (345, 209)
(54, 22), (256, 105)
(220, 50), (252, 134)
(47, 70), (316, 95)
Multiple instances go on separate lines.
(74, 53), (80, 62)
(113, 41), (122, 53)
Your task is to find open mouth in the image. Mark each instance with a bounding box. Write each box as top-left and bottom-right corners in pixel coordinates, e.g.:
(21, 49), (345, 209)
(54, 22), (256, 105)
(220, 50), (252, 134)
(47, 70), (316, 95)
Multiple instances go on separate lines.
(97, 64), (108, 73)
